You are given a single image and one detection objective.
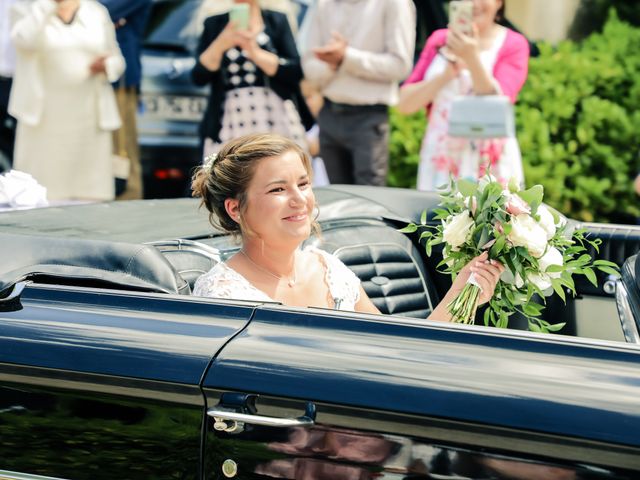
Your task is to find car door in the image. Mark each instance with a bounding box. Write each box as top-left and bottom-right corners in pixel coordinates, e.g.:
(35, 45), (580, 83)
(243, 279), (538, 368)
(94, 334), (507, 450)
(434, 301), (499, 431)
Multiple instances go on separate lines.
(201, 306), (640, 479)
(0, 283), (254, 480)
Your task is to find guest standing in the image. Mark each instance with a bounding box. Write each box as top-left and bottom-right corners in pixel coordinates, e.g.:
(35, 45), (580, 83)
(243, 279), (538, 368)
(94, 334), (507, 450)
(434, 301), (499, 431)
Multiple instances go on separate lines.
(191, 0), (313, 158)
(10, 0), (125, 201)
(302, 0), (415, 186)
(100, 0), (152, 200)
(398, 0), (529, 191)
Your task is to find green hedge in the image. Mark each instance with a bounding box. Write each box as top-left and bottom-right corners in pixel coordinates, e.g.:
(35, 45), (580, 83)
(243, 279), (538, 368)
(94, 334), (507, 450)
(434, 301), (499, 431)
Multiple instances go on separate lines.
(387, 107), (424, 189)
(388, 11), (640, 223)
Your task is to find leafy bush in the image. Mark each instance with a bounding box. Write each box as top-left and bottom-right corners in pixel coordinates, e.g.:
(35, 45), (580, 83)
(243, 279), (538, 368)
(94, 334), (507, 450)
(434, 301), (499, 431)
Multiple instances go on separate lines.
(387, 107), (425, 188)
(517, 10), (640, 223)
(388, 11), (640, 223)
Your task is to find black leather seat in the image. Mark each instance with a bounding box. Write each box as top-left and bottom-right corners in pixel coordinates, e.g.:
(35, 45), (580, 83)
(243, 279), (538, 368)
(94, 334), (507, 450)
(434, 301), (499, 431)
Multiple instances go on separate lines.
(148, 239), (222, 291)
(305, 220), (438, 318)
(615, 254), (640, 343)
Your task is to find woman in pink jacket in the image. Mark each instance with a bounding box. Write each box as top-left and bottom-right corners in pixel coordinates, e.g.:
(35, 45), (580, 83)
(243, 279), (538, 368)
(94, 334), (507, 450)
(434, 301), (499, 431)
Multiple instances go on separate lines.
(398, 0), (529, 191)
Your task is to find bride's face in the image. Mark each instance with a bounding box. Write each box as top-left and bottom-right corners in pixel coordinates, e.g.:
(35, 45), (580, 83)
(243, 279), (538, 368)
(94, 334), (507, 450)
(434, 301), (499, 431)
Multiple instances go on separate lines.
(241, 151), (315, 246)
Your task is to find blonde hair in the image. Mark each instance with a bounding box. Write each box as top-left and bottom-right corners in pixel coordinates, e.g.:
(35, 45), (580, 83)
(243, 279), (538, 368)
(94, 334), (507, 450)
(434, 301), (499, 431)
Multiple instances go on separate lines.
(192, 133), (316, 235)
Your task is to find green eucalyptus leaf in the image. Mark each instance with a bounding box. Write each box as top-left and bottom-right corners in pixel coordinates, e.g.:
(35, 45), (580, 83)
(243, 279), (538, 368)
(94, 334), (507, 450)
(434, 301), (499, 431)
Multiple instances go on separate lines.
(596, 266), (621, 276)
(458, 179), (479, 197)
(545, 264), (564, 273)
(490, 235), (506, 258)
(528, 322), (543, 333)
(545, 322), (566, 332)
(522, 303), (544, 317)
(399, 224), (418, 233)
(551, 279), (567, 302)
(583, 268), (598, 287)
(518, 185), (544, 209)
(592, 259), (620, 268)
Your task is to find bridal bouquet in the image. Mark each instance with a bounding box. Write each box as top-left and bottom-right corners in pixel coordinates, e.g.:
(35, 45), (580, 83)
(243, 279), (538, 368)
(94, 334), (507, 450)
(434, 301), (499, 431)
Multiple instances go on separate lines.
(403, 176), (619, 333)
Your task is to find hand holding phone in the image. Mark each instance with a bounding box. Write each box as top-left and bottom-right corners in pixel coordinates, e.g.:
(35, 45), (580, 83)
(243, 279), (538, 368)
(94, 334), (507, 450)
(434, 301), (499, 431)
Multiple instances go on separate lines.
(449, 0), (473, 37)
(229, 3), (250, 31)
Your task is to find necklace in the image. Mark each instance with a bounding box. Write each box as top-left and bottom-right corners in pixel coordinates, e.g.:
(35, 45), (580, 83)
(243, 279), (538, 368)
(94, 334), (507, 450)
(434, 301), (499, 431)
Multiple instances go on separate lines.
(240, 250), (297, 287)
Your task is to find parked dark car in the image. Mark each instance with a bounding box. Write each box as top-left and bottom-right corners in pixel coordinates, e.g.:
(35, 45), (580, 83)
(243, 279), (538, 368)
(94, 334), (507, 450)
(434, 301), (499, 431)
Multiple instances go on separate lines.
(1, 185), (640, 479)
(138, 0), (206, 198)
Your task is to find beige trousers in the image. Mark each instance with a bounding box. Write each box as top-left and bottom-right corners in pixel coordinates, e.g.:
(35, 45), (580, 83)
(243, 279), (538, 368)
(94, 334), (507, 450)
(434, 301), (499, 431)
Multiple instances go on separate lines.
(113, 86), (143, 200)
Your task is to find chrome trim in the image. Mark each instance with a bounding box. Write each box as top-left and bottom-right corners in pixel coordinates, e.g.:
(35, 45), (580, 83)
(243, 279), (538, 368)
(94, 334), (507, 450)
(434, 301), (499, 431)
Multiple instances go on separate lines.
(147, 239), (222, 263)
(603, 274), (618, 295)
(615, 279), (640, 343)
(0, 281), (27, 304)
(207, 408), (315, 428)
(0, 470), (69, 480)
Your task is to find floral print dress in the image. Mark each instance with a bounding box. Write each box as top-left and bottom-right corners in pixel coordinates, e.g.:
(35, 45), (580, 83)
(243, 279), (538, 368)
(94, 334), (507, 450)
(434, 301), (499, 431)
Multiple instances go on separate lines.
(417, 28), (524, 191)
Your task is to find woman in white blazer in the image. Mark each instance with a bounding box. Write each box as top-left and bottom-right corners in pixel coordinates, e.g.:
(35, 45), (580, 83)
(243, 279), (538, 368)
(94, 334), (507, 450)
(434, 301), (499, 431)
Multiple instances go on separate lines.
(9, 0), (125, 201)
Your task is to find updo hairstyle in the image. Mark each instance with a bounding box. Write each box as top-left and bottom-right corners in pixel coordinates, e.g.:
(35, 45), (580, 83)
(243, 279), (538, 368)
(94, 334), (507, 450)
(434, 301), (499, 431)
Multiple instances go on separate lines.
(192, 133), (313, 235)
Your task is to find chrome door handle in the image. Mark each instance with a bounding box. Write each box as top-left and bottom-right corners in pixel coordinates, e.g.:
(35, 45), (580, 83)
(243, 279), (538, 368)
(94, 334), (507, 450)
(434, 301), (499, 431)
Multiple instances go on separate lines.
(207, 409), (315, 428)
(207, 402), (316, 430)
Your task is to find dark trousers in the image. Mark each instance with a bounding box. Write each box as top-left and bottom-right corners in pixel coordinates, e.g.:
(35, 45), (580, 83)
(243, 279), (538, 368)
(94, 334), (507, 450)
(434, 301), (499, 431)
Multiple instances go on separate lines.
(317, 100), (389, 186)
(0, 76), (15, 172)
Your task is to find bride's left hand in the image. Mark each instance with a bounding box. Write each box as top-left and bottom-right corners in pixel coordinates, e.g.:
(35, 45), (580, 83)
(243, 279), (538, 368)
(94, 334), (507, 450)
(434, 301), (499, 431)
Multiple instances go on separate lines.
(451, 252), (505, 305)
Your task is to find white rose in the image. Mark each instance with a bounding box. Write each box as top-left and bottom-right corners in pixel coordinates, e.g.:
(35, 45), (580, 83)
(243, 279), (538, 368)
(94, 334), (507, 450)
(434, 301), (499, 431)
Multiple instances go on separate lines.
(500, 269), (524, 288)
(507, 214), (548, 258)
(529, 273), (553, 293)
(538, 246), (563, 279)
(442, 210), (474, 248)
(537, 205), (556, 240)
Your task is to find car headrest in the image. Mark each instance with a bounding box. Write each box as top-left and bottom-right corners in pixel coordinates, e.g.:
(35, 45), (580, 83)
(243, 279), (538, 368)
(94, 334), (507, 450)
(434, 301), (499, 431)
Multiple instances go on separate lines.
(0, 233), (189, 295)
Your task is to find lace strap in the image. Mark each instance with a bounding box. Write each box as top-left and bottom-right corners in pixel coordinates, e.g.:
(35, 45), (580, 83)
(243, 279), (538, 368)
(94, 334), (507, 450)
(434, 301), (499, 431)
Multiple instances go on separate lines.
(309, 247), (361, 309)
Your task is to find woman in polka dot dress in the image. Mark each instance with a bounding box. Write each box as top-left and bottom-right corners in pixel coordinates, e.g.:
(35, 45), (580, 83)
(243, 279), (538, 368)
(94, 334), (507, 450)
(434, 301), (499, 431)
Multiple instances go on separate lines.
(192, 0), (314, 158)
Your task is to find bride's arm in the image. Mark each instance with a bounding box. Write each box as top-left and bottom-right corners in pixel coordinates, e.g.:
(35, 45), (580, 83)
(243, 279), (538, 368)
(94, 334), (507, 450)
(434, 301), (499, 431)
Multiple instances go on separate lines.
(428, 252), (504, 322)
(353, 252), (503, 319)
(354, 287), (382, 314)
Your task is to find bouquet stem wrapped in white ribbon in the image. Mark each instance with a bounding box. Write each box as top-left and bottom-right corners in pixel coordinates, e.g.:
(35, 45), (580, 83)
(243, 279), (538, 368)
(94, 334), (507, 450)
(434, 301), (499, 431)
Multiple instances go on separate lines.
(402, 175), (619, 332)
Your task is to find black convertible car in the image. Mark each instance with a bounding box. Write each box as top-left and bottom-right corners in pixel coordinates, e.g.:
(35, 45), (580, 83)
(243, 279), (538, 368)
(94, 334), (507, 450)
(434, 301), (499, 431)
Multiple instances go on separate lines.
(1, 185), (640, 480)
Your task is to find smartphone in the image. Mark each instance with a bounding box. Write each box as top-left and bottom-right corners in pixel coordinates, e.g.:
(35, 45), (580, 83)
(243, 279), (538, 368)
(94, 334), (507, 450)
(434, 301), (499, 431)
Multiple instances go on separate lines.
(449, 0), (473, 36)
(229, 3), (250, 30)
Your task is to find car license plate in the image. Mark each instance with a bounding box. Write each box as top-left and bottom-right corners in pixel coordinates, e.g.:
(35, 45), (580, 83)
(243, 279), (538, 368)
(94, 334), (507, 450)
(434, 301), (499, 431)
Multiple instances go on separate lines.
(141, 94), (207, 122)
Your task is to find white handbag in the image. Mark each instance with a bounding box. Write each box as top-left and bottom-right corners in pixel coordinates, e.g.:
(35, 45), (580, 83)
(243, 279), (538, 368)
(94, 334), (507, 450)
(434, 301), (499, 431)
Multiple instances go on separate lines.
(448, 95), (515, 139)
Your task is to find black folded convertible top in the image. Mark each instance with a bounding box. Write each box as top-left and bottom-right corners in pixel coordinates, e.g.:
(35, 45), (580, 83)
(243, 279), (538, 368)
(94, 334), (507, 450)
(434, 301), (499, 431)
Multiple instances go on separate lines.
(0, 186), (427, 242)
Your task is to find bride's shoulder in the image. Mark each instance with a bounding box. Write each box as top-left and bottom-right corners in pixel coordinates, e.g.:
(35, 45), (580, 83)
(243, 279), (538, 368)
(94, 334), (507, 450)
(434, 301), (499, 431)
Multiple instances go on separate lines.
(302, 245), (336, 265)
(303, 246), (356, 279)
(192, 262), (259, 299)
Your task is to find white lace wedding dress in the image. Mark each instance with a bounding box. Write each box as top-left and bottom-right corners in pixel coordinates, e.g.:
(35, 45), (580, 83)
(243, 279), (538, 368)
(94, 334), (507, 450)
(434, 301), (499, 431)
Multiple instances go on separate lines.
(192, 246), (361, 311)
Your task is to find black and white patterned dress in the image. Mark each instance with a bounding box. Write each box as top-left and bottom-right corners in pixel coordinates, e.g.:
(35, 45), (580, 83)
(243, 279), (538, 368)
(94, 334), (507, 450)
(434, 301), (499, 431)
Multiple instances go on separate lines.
(203, 31), (307, 156)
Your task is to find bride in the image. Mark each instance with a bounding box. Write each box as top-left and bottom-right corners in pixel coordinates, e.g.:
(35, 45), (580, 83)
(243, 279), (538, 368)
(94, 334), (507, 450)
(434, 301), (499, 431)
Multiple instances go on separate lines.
(191, 133), (503, 320)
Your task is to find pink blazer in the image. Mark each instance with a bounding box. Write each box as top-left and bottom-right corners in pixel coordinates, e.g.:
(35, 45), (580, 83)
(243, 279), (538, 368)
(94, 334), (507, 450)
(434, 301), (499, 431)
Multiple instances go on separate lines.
(403, 28), (530, 104)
